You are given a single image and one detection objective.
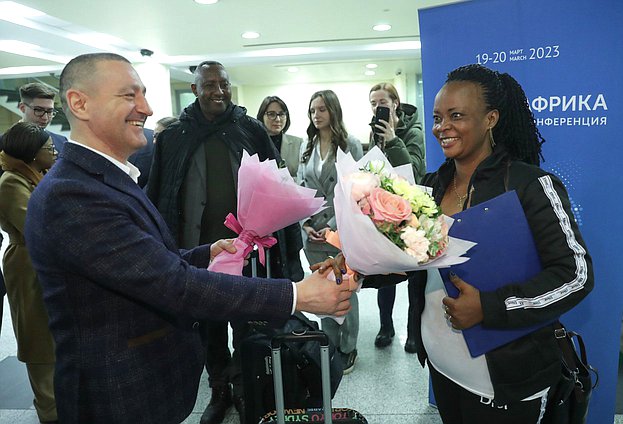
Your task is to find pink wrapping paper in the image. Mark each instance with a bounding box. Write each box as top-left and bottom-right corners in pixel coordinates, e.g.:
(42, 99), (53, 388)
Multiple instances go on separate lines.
(208, 151), (326, 275)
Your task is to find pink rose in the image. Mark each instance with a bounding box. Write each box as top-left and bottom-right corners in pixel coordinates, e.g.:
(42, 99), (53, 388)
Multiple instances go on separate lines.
(368, 188), (412, 223)
(347, 172), (380, 201)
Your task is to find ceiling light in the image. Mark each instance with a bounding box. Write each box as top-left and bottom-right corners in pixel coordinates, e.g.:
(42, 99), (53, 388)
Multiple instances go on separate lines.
(373, 24), (392, 32)
(366, 63), (378, 69)
(287, 67), (299, 73)
(367, 40), (421, 51)
(241, 31), (260, 39)
(194, 0), (219, 4)
(0, 1), (45, 19)
(365, 70), (376, 76)
(0, 65), (62, 77)
(0, 40), (40, 51)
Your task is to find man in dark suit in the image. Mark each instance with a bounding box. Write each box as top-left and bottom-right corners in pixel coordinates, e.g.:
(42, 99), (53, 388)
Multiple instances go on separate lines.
(17, 82), (68, 153)
(24, 52), (351, 424)
(128, 127), (154, 188)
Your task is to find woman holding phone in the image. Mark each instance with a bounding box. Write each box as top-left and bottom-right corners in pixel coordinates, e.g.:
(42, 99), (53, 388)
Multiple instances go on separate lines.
(368, 83), (426, 353)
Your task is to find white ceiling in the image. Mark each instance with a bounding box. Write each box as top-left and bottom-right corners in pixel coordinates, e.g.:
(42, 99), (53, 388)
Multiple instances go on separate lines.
(0, 0), (462, 86)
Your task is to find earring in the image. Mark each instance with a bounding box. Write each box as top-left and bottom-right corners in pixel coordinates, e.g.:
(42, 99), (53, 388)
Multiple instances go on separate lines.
(488, 127), (496, 148)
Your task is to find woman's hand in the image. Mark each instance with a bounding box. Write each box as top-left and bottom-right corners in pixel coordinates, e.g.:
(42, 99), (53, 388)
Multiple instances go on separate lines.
(442, 272), (484, 330)
(304, 225), (327, 243)
(373, 119), (396, 145)
(209, 238), (237, 262)
(310, 253), (347, 284)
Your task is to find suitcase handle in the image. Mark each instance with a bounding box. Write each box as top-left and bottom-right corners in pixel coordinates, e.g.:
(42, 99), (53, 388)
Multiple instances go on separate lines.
(271, 330), (329, 349)
(270, 330), (333, 424)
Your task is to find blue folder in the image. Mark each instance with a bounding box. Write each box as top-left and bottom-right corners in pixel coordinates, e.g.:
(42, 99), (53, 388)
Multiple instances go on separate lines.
(439, 190), (554, 357)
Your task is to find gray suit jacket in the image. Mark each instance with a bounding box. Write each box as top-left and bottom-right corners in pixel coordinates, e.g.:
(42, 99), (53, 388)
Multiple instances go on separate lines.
(297, 135), (363, 255)
(280, 133), (303, 178)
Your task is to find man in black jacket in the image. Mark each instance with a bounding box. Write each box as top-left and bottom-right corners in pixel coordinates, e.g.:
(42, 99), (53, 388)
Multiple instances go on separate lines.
(146, 61), (305, 424)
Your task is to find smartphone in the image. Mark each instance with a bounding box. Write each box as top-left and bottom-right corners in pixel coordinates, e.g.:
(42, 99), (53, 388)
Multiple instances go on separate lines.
(373, 106), (390, 134)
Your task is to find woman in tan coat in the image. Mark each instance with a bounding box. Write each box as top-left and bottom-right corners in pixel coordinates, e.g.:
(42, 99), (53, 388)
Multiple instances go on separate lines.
(0, 122), (58, 423)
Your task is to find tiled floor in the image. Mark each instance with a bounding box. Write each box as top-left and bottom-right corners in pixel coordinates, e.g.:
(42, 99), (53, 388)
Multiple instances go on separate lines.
(0, 241), (621, 423)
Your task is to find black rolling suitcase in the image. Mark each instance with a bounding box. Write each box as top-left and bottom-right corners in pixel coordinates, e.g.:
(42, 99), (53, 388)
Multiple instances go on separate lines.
(259, 331), (367, 424)
(241, 313), (343, 424)
(241, 249), (345, 424)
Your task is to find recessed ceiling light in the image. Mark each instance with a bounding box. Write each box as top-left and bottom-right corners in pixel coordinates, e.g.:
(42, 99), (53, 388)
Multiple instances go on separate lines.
(194, 0), (219, 4)
(373, 24), (392, 32)
(241, 31), (260, 39)
(366, 63), (378, 69)
(287, 67), (299, 73)
(365, 70), (376, 76)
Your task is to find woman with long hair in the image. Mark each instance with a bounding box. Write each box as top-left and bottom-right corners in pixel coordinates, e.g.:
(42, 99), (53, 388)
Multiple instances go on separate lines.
(418, 64), (591, 422)
(298, 89), (363, 374)
(0, 121), (58, 423)
(319, 64), (593, 423)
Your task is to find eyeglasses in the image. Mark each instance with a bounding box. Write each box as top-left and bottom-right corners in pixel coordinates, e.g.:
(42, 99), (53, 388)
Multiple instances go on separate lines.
(265, 111), (287, 121)
(24, 103), (57, 118)
(41, 145), (57, 154)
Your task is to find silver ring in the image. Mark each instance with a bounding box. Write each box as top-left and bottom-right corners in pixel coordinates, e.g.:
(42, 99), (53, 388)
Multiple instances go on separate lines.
(327, 255), (334, 260)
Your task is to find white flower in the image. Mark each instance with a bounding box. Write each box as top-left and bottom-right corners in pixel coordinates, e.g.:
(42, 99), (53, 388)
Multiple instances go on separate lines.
(400, 226), (430, 263)
(346, 171), (380, 201)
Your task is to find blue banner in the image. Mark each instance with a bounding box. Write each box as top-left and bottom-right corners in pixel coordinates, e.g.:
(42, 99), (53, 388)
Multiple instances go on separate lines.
(419, 1), (623, 422)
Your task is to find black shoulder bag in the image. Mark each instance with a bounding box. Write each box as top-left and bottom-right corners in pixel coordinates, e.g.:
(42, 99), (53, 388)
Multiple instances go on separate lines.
(544, 322), (599, 424)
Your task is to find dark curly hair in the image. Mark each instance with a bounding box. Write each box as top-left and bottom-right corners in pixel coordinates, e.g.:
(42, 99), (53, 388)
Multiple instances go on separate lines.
(446, 64), (545, 165)
(1, 122), (50, 162)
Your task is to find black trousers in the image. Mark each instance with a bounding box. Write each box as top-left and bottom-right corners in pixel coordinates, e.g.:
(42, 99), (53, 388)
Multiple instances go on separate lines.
(429, 363), (548, 424)
(377, 277), (417, 336)
(201, 319), (249, 396)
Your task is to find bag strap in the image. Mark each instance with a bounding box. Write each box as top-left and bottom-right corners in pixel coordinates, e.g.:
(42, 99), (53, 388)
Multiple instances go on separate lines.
(554, 322), (599, 389)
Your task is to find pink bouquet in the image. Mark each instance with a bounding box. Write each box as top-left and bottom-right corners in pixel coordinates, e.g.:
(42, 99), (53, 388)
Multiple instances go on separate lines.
(208, 151), (326, 276)
(333, 146), (474, 275)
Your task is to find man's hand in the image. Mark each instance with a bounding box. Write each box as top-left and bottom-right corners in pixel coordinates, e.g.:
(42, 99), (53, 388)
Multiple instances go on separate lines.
(295, 269), (352, 316)
(209, 239), (237, 262)
(442, 272), (484, 330)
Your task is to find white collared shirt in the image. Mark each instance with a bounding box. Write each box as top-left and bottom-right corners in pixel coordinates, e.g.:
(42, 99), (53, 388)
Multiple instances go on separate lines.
(66, 140), (141, 184)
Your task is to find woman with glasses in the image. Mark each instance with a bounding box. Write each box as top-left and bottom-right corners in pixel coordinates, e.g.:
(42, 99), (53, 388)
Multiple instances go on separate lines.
(297, 90), (363, 374)
(256, 96), (302, 178)
(0, 122), (58, 423)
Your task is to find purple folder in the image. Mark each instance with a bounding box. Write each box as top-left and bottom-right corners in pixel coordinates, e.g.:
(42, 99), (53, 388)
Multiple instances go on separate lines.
(439, 190), (553, 357)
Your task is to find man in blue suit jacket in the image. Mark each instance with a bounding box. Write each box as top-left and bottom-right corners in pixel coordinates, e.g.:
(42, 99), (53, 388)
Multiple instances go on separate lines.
(24, 53), (352, 424)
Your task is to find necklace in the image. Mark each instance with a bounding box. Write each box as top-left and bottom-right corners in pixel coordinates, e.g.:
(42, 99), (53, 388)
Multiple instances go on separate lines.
(452, 174), (468, 210)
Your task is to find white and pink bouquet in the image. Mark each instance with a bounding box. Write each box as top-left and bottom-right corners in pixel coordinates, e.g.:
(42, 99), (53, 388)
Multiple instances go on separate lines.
(333, 146), (474, 275)
(208, 151), (326, 276)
